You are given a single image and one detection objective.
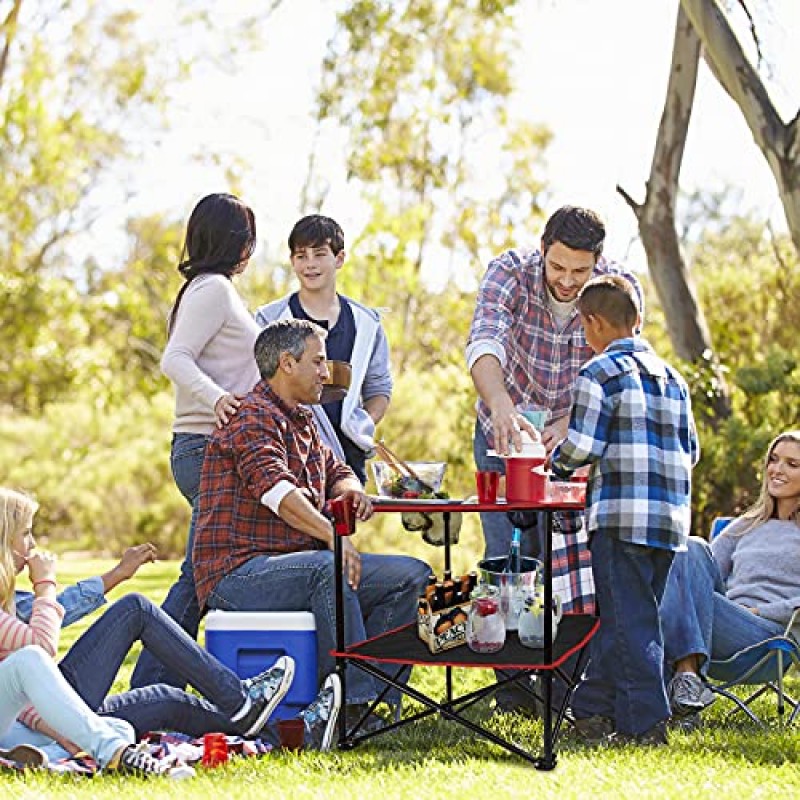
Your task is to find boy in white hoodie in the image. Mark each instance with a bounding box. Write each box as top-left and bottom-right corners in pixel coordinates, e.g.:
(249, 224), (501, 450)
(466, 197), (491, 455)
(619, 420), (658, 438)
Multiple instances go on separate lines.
(255, 215), (392, 483)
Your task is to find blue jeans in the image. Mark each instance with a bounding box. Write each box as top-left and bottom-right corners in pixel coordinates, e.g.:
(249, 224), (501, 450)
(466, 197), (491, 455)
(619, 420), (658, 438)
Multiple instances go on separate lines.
(131, 432), (208, 689)
(660, 537), (783, 677)
(60, 594), (252, 731)
(207, 551), (431, 705)
(571, 532), (674, 736)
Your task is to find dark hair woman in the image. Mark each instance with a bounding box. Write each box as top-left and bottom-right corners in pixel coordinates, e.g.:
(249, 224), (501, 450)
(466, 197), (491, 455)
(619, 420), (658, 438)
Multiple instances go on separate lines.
(131, 193), (262, 690)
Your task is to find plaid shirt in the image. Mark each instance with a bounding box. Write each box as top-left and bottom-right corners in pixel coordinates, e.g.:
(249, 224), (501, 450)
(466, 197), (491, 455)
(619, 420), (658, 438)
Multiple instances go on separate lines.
(550, 337), (700, 551)
(467, 248), (644, 446)
(467, 248), (642, 615)
(193, 381), (356, 609)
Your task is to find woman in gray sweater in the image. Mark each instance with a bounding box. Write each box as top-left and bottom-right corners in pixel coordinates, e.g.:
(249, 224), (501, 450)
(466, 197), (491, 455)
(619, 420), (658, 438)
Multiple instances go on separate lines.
(659, 430), (800, 721)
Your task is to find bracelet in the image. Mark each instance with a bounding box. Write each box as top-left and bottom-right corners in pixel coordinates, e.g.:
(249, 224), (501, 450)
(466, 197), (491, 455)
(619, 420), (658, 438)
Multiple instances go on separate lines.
(33, 579), (57, 590)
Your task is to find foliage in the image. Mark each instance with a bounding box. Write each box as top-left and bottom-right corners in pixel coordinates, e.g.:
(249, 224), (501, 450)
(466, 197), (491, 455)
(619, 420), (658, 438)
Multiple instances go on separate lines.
(0, 1), (263, 412)
(314, 0), (551, 371)
(0, 391), (188, 556)
(678, 219), (800, 534)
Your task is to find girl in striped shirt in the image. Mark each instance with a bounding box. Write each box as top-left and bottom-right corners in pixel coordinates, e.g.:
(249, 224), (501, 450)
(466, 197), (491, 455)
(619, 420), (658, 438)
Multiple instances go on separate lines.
(0, 488), (186, 775)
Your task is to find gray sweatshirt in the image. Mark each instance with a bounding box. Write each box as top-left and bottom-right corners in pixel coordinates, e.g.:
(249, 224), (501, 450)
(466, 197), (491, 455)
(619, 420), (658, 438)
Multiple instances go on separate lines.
(711, 518), (800, 626)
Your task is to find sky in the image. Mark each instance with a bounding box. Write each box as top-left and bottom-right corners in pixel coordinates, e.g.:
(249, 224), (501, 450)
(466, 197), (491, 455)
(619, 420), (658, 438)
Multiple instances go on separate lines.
(113, 0), (800, 280)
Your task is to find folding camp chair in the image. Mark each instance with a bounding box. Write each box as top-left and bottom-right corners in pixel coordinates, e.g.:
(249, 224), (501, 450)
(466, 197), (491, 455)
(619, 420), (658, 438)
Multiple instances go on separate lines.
(706, 517), (800, 727)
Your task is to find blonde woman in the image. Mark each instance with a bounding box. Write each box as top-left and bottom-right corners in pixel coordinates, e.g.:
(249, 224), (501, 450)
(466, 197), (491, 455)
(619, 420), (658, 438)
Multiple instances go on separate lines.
(660, 431), (800, 721)
(0, 489), (178, 774)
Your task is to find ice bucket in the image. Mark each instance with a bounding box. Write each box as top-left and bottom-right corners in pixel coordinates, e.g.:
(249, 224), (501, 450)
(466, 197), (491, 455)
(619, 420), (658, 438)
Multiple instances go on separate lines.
(477, 556), (542, 631)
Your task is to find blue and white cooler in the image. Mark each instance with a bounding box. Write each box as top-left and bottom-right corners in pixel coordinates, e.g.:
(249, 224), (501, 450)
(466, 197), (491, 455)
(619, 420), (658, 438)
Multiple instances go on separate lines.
(205, 610), (318, 720)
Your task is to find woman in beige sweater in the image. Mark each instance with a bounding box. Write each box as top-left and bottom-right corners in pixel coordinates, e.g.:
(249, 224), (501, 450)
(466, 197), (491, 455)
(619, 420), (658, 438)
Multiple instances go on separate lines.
(131, 193), (261, 689)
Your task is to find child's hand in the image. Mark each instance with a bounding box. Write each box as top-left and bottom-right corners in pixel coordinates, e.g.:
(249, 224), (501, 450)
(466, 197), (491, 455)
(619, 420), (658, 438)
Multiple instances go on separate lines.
(27, 550), (57, 585)
(100, 543), (157, 593)
(116, 543), (157, 580)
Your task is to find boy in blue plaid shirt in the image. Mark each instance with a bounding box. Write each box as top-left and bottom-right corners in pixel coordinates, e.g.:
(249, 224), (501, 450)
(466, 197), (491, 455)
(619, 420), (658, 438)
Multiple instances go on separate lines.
(550, 275), (700, 744)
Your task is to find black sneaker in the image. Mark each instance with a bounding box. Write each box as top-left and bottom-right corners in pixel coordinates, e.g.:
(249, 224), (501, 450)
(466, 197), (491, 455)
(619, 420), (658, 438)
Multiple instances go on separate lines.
(668, 672), (716, 717)
(0, 744), (48, 767)
(301, 673), (342, 752)
(572, 714), (614, 744)
(236, 655), (295, 736)
(669, 711), (703, 733)
(607, 720), (668, 747)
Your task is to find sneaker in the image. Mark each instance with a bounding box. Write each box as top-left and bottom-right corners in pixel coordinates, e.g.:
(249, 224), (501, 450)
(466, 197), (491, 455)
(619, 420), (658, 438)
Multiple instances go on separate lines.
(607, 720), (668, 747)
(116, 744), (172, 777)
(300, 673), (342, 752)
(669, 711), (703, 733)
(236, 655), (296, 736)
(668, 672), (716, 717)
(572, 714), (614, 744)
(0, 744), (48, 767)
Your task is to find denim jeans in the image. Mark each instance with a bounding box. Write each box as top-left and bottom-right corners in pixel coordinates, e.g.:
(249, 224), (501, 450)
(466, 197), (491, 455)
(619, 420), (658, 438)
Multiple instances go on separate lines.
(207, 550), (431, 705)
(131, 432), (208, 689)
(0, 646), (134, 768)
(660, 537), (783, 677)
(571, 532), (674, 736)
(96, 685), (279, 748)
(60, 593), (249, 724)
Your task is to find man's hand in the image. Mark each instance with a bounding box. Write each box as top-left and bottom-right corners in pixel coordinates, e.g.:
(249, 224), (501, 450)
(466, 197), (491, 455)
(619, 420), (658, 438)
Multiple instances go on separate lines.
(541, 416), (569, 455)
(488, 395), (539, 456)
(334, 488), (374, 522)
(101, 543), (157, 593)
(214, 393), (243, 427)
(340, 538), (362, 590)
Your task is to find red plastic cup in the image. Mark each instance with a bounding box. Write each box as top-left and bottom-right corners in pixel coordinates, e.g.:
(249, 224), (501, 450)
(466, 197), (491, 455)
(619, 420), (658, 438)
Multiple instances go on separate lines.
(329, 496), (356, 535)
(277, 718), (305, 751)
(201, 732), (229, 767)
(475, 470), (500, 503)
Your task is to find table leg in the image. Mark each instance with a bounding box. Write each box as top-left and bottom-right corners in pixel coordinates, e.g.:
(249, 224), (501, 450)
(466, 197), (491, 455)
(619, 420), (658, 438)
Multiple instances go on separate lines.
(539, 510), (557, 770)
(333, 529), (348, 748)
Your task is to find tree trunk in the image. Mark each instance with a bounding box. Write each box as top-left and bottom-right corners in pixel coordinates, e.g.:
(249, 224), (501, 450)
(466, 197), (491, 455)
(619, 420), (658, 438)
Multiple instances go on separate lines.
(618, 4), (731, 421)
(0, 0), (25, 92)
(680, 0), (800, 255)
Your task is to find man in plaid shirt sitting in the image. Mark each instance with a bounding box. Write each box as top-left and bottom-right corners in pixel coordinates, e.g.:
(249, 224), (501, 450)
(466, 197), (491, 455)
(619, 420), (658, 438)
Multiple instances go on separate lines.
(550, 275), (699, 745)
(466, 206), (643, 713)
(193, 319), (430, 725)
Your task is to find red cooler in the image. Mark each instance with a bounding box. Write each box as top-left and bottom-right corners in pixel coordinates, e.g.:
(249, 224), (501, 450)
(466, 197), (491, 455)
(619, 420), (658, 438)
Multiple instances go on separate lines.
(505, 456), (548, 502)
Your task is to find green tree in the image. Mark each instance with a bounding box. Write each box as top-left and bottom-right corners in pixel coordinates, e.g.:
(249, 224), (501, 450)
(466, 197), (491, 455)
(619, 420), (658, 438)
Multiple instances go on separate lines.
(0, 1), (264, 411)
(313, 0), (551, 372)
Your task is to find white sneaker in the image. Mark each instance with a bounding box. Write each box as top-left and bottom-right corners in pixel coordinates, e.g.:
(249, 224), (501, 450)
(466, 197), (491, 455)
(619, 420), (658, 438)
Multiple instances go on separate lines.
(236, 655), (296, 736)
(300, 673), (342, 752)
(668, 672), (716, 717)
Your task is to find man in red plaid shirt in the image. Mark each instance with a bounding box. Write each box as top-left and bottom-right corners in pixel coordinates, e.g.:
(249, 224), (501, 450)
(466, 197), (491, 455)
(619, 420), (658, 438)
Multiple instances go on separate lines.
(193, 319), (430, 722)
(466, 206), (643, 712)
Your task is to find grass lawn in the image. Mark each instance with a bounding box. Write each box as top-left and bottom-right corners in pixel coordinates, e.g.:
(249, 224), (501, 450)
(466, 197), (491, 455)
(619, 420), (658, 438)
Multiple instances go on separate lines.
(7, 559), (799, 799)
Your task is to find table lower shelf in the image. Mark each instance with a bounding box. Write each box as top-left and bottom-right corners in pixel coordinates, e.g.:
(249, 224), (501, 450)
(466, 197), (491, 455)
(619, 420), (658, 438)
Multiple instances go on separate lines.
(332, 614), (598, 670)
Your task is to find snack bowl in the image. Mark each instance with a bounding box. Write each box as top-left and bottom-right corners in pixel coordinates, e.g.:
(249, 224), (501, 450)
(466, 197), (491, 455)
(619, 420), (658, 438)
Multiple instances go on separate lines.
(371, 461), (447, 497)
(547, 480), (586, 504)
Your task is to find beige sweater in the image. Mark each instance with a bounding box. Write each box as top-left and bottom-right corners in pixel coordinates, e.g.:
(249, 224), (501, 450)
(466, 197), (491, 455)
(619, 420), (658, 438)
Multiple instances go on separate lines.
(162, 273), (261, 435)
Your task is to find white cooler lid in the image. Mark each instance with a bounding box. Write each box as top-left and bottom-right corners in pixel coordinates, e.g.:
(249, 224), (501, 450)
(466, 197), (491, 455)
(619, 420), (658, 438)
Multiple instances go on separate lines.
(205, 610), (316, 631)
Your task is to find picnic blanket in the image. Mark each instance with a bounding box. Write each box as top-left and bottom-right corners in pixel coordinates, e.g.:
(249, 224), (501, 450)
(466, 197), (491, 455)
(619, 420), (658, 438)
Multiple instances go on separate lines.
(0, 732), (273, 776)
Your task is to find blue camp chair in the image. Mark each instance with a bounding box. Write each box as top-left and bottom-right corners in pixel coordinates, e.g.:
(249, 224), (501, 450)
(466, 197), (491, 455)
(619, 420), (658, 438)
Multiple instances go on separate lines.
(706, 517), (800, 727)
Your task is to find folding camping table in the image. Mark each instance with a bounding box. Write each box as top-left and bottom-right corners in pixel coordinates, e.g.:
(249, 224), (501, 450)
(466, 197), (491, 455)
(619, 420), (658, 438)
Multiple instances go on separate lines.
(331, 496), (598, 770)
